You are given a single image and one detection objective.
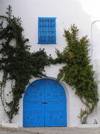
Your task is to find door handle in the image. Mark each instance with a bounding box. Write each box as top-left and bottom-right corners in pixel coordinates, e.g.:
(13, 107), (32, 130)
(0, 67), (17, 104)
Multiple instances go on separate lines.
(42, 102), (48, 104)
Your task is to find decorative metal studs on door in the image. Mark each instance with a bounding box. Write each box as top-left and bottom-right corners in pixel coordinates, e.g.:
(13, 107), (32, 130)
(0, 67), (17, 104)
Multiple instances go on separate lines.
(38, 17), (56, 44)
(23, 79), (67, 127)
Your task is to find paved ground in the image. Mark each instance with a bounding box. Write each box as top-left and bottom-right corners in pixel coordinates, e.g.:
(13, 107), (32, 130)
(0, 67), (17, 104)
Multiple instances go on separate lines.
(1, 126), (100, 134)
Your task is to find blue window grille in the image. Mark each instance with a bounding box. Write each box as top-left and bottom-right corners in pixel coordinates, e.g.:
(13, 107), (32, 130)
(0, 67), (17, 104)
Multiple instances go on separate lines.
(38, 17), (56, 44)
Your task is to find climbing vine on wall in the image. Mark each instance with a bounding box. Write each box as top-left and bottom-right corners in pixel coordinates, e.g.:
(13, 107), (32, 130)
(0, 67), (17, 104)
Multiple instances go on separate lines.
(0, 5), (53, 123)
(55, 25), (99, 124)
(0, 5), (99, 124)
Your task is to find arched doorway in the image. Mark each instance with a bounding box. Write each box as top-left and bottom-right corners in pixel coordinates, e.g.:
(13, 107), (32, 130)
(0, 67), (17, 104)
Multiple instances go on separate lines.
(23, 78), (67, 127)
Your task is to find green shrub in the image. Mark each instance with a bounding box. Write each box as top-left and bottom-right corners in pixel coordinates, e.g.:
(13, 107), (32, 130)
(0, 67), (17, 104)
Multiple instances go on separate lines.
(55, 24), (99, 123)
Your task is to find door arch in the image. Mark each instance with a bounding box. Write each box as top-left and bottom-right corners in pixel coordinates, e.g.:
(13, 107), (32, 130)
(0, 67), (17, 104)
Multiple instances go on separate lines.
(23, 78), (67, 127)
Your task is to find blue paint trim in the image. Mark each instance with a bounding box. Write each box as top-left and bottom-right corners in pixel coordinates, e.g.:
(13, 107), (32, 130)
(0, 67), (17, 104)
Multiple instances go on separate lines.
(38, 17), (57, 44)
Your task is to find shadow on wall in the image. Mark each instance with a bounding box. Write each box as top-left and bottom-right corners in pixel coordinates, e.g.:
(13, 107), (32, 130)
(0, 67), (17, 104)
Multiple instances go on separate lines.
(92, 22), (100, 125)
(92, 22), (100, 67)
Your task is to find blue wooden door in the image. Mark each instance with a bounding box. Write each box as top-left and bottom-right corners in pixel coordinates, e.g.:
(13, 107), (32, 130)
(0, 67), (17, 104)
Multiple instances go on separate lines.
(23, 79), (67, 127)
(23, 79), (45, 127)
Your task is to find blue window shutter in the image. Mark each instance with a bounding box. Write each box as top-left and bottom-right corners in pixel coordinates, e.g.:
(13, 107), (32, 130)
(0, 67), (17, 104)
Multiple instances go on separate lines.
(38, 17), (56, 44)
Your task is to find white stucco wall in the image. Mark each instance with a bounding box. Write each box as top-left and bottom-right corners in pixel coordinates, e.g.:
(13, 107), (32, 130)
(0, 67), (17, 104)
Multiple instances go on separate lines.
(0, 0), (100, 127)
